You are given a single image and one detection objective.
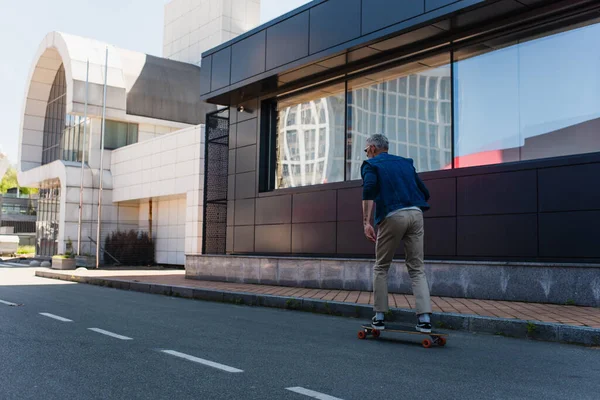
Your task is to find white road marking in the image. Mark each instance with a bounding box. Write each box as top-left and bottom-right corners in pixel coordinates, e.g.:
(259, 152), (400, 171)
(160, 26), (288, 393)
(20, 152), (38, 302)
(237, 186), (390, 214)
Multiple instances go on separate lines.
(88, 328), (133, 340)
(161, 350), (243, 373)
(0, 299), (18, 306)
(285, 387), (345, 400)
(39, 312), (72, 322)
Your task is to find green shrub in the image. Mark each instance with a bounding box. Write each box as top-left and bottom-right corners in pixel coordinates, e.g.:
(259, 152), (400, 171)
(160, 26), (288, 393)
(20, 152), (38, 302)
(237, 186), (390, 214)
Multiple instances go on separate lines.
(104, 230), (154, 266)
(17, 245), (35, 255)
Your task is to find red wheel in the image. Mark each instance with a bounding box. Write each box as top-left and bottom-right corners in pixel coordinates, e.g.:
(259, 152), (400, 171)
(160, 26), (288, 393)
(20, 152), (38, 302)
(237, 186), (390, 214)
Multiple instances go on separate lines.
(358, 330), (367, 340)
(372, 329), (381, 339)
(438, 337), (447, 346)
(422, 338), (432, 348)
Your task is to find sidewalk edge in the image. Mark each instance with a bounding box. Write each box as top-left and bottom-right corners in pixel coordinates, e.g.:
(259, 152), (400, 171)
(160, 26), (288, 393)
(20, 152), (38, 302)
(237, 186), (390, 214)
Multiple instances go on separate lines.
(34, 270), (600, 346)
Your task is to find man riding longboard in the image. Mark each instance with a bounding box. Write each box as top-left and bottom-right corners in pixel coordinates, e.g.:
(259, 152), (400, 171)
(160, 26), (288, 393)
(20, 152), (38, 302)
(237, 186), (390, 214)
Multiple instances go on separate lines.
(361, 134), (433, 333)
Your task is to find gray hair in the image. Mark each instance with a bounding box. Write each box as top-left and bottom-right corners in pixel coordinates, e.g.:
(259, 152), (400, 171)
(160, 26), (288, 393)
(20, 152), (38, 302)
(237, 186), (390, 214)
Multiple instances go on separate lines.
(366, 134), (389, 150)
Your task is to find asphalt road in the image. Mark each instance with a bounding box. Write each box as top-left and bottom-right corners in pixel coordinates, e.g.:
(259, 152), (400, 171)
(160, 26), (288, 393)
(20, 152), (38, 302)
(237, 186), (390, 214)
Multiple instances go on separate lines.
(1, 267), (599, 400)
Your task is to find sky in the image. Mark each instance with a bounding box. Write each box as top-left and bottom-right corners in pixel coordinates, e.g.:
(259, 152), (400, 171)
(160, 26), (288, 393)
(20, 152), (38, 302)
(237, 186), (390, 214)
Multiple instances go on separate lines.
(0, 0), (312, 165)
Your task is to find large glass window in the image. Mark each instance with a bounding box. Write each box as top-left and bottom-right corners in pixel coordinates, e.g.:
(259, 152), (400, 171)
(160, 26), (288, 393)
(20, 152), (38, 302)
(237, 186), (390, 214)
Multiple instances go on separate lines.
(262, 19), (600, 192)
(274, 83), (345, 189)
(103, 120), (139, 150)
(454, 21), (600, 168)
(347, 55), (452, 179)
(42, 64), (89, 164)
(42, 65), (67, 165)
(61, 115), (90, 162)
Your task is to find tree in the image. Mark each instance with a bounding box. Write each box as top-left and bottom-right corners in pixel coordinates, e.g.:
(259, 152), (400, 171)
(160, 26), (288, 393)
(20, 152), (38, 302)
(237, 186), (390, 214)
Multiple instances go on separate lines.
(0, 167), (38, 195)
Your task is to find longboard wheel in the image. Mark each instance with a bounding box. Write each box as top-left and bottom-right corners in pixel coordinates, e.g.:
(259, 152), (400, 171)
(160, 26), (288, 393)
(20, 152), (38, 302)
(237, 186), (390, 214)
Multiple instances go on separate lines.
(422, 338), (432, 348)
(357, 330), (367, 340)
(372, 329), (381, 339)
(438, 337), (447, 346)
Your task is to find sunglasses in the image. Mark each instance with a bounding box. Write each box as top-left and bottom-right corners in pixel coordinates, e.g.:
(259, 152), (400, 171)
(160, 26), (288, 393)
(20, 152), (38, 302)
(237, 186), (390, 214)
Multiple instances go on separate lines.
(364, 145), (372, 153)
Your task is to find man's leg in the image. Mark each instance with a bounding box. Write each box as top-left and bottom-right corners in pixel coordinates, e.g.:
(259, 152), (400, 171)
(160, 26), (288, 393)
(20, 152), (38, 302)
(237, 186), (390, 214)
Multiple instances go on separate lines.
(372, 215), (407, 328)
(403, 210), (432, 331)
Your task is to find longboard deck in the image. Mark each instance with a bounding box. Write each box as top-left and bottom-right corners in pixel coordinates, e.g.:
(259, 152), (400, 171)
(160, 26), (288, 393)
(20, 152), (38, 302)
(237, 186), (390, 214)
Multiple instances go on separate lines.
(361, 323), (447, 336)
(357, 322), (448, 348)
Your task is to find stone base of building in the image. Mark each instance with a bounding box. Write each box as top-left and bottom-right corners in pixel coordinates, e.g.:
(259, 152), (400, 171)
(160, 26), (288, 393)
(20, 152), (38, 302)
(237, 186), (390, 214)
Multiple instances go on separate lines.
(185, 255), (600, 307)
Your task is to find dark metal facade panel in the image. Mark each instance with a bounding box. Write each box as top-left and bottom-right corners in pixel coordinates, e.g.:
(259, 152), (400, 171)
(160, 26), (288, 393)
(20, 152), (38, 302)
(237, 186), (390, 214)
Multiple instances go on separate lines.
(235, 172), (256, 200)
(231, 31), (266, 84)
(226, 226), (234, 252)
(228, 148), (236, 176)
(235, 118), (258, 148)
(423, 178), (456, 217)
(225, 145), (600, 260)
(266, 10), (310, 70)
(292, 222), (337, 253)
(453, 0), (525, 28)
(426, 0), (459, 12)
(309, 0), (362, 54)
(200, 55), (212, 95)
(538, 163), (600, 212)
(539, 211), (600, 258)
(256, 195), (292, 225)
(235, 145), (257, 174)
(457, 170), (537, 216)
(210, 48), (231, 91)
(234, 198), (255, 226)
(336, 221), (376, 255)
(228, 123), (237, 149)
(457, 214), (538, 257)
(424, 217), (457, 256)
(292, 190), (338, 223)
(227, 200), (234, 227)
(255, 224), (292, 253)
(234, 226), (255, 253)
(237, 99), (259, 122)
(228, 175), (235, 199)
(337, 187), (363, 221)
(202, 0), (490, 101)
(362, 0), (425, 35)
(368, 25), (445, 51)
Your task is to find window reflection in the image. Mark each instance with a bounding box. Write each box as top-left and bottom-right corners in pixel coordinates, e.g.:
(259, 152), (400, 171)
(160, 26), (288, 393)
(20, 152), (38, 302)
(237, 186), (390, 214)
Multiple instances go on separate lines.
(347, 58), (452, 179)
(275, 84), (345, 189)
(454, 21), (600, 168)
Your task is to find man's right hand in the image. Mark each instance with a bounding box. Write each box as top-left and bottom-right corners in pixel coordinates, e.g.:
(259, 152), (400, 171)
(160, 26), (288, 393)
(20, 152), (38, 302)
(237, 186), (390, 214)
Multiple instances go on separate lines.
(364, 223), (376, 243)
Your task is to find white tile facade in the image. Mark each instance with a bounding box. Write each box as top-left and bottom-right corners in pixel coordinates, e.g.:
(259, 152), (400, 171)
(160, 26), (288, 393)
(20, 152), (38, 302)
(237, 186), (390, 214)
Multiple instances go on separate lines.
(111, 125), (205, 259)
(163, 0), (261, 65)
(139, 196), (187, 265)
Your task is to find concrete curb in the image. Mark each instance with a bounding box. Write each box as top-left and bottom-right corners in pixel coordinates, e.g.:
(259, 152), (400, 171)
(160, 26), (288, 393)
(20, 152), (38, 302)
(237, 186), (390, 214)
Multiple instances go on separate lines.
(35, 270), (600, 346)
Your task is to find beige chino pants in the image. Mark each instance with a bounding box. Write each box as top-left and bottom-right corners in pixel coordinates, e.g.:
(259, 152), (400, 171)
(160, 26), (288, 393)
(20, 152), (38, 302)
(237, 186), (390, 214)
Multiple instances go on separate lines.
(373, 209), (432, 315)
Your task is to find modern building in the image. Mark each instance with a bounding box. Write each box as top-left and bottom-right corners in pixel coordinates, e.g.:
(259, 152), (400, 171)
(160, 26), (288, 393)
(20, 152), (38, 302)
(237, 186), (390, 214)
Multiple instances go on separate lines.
(17, 0), (261, 264)
(190, 0), (600, 306)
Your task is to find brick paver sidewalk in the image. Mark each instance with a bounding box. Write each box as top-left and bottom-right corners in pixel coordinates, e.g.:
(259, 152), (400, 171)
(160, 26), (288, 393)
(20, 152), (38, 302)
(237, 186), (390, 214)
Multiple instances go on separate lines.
(67, 269), (600, 329)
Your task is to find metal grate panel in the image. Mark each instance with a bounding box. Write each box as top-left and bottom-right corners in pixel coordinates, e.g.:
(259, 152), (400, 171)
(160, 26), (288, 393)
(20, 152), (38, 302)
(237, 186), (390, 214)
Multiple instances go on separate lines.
(202, 109), (229, 254)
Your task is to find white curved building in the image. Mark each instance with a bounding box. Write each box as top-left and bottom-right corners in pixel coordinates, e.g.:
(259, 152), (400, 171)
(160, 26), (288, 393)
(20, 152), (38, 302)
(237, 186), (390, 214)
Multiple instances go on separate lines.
(16, 1), (261, 263)
(17, 31), (212, 259)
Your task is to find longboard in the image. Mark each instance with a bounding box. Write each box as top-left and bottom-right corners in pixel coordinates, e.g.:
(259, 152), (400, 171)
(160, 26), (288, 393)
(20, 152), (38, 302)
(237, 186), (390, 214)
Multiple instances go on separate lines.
(358, 322), (447, 348)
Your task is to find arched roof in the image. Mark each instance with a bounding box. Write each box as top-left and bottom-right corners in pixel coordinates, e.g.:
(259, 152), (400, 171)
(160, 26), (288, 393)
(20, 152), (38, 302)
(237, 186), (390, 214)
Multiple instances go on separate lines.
(18, 31), (212, 173)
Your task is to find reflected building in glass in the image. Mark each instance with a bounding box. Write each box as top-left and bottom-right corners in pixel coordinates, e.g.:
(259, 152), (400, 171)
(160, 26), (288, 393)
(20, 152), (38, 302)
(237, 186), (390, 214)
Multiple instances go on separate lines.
(347, 66), (452, 179)
(275, 88), (345, 189)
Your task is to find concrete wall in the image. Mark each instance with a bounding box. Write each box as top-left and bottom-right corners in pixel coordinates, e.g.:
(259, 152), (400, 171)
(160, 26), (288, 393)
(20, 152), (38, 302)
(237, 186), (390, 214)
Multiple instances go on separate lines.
(187, 255), (600, 307)
(111, 125), (204, 257)
(163, 0), (261, 65)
